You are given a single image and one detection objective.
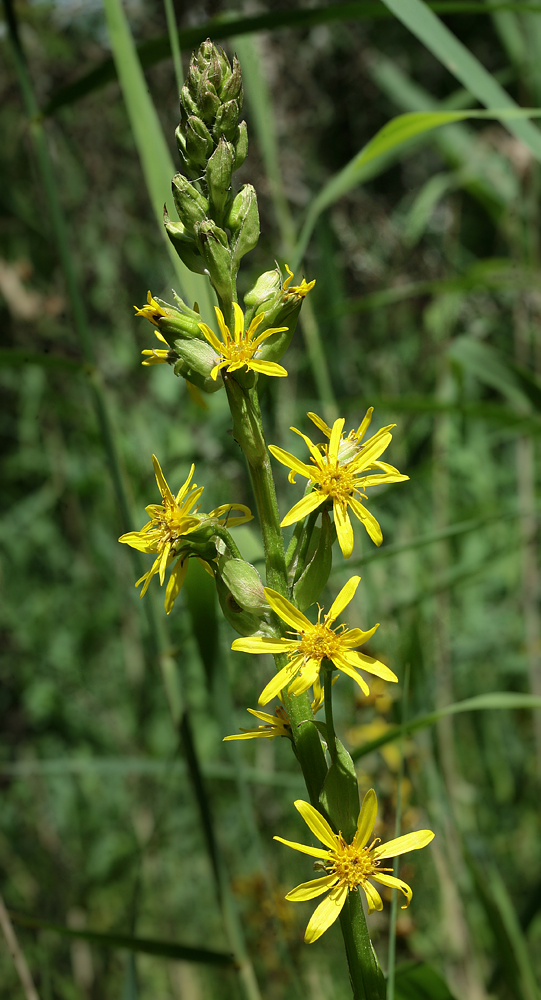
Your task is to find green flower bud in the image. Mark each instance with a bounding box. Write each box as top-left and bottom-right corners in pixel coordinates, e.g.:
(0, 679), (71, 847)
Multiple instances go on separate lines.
(195, 220), (233, 301)
(198, 82), (221, 123)
(243, 263), (316, 361)
(214, 552), (273, 637)
(172, 174), (209, 232)
(164, 212), (207, 275)
(244, 267), (282, 313)
(293, 512), (333, 610)
(151, 297), (201, 339)
(219, 54), (243, 106)
(226, 184), (260, 273)
(173, 338), (224, 393)
(180, 84), (199, 120)
(233, 121), (248, 170)
(206, 138), (234, 217)
(185, 116), (213, 168)
(213, 100), (240, 144)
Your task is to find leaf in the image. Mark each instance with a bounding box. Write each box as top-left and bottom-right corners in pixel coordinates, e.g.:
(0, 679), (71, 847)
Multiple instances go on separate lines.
(394, 961), (457, 1000)
(350, 693), (541, 761)
(294, 107), (541, 262)
(319, 737), (360, 842)
(102, 0), (214, 319)
(9, 911), (234, 966)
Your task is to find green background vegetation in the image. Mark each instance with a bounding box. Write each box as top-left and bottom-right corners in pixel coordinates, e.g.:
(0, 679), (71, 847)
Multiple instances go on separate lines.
(1, 1), (541, 997)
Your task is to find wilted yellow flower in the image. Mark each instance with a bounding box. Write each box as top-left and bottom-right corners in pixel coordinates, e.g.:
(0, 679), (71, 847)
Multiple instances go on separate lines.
(119, 456), (252, 614)
(134, 290), (168, 327)
(275, 790), (434, 943)
(231, 576), (397, 706)
(223, 706), (291, 742)
(283, 264), (316, 298)
(269, 410), (408, 558)
(198, 302), (289, 380)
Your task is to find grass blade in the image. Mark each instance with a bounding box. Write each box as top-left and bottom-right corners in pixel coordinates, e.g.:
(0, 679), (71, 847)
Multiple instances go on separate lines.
(8, 912), (234, 966)
(350, 692), (541, 760)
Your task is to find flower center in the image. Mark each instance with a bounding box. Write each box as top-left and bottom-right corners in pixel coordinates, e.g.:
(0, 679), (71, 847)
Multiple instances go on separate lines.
(225, 340), (256, 364)
(155, 502), (198, 552)
(328, 837), (379, 889)
(312, 462), (358, 504)
(296, 621), (342, 662)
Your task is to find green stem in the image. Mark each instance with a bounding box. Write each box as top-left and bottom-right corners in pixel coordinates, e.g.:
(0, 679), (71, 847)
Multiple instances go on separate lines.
(339, 891), (386, 1000)
(292, 508), (319, 585)
(387, 664), (410, 1000)
(212, 525), (243, 560)
(324, 666), (337, 761)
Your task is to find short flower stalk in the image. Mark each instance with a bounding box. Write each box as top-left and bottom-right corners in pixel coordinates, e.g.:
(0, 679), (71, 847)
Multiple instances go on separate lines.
(122, 37), (434, 1000)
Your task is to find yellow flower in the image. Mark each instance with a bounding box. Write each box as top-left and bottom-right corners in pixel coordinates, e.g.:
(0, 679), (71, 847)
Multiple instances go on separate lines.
(231, 576), (397, 706)
(198, 302), (289, 380)
(269, 409), (408, 558)
(119, 456), (252, 613)
(283, 264), (316, 298)
(134, 290), (168, 327)
(275, 790), (434, 943)
(223, 706), (292, 742)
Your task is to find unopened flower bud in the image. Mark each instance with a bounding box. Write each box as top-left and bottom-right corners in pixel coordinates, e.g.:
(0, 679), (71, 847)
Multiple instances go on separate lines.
(206, 138), (234, 217)
(173, 338), (224, 393)
(226, 184), (260, 273)
(293, 511), (333, 610)
(164, 212), (207, 275)
(172, 174), (209, 232)
(185, 116), (214, 168)
(213, 100), (240, 144)
(234, 121), (248, 170)
(214, 553), (273, 637)
(195, 220), (233, 301)
(219, 54), (243, 106)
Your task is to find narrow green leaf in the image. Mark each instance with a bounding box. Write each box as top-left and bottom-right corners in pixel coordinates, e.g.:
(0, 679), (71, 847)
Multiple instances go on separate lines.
(295, 108), (541, 262)
(8, 911), (234, 966)
(102, 0), (214, 319)
(350, 693), (541, 761)
(380, 0), (541, 161)
(319, 738), (360, 841)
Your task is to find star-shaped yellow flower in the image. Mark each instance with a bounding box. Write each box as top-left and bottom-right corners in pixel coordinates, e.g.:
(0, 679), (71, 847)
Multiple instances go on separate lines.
(198, 302), (289, 380)
(223, 706), (292, 742)
(119, 456), (252, 613)
(231, 576), (397, 705)
(283, 264), (316, 298)
(134, 291), (168, 327)
(275, 790), (434, 943)
(269, 410), (408, 558)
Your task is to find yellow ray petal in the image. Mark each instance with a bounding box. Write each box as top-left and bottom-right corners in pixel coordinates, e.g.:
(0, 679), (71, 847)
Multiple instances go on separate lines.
(352, 431), (392, 469)
(370, 872), (412, 908)
(152, 455), (174, 504)
(343, 650), (398, 683)
(334, 502), (354, 558)
(231, 636), (296, 654)
(280, 490), (325, 527)
(331, 654), (370, 696)
(273, 836), (330, 861)
(249, 360), (288, 377)
(348, 497), (383, 546)
(246, 708), (280, 725)
(268, 445), (314, 480)
(354, 788), (377, 849)
(340, 625), (379, 648)
(304, 884), (348, 943)
(288, 659), (320, 697)
(294, 801), (338, 850)
(356, 407), (374, 441)
(263, 588), (313, 632)
(362, 879), (383, 914)
(327, 576), (361, 622)
(290, 427), (325, 467)
(199, 322), (224, 354)
(118, 531), (156, 553)
(307, 411), (332, 438)
(214, 306), (230, 342)
(165, 557), (189, 614)
(373, 829), (434, 860)
(328, 418), (346, 463)
(258, 660), (301, 706)
(286, 874), (339, 901)
(232, 302), (244, 343)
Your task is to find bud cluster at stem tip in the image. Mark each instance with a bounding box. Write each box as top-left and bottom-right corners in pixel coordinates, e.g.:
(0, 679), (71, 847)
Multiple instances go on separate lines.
(165, 39), (258, 305)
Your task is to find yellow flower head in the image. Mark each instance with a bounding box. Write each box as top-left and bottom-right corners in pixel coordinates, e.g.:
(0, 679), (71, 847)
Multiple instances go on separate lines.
(119, 456), (252, 614)
(269, 410), (409, 558)
(275, 790), (434, 943)
(134, 290), (168, 327)
(198, 302), (289, 380)
(283, 264), (316, 299)
(223, 705), (292, 742)
(231, 576), (397, 706)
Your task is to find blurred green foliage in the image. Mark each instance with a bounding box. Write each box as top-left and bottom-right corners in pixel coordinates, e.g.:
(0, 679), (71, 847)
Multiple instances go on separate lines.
(1, 1), (541, 998)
